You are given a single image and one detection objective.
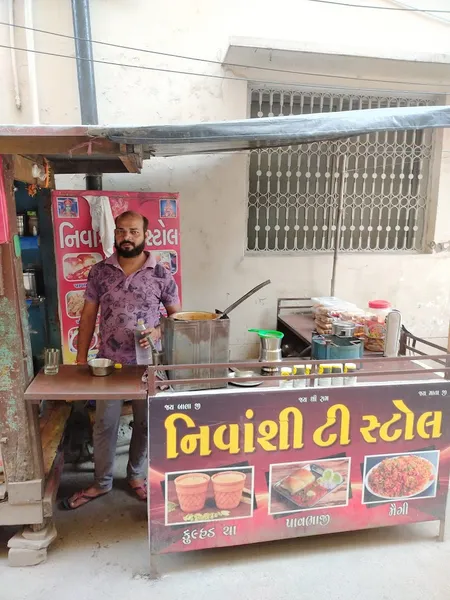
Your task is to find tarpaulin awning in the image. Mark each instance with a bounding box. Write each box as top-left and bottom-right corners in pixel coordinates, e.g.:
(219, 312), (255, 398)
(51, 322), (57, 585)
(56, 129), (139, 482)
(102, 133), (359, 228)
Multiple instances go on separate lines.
(103, 105), (450, 156)
(1, 105), (450, 169)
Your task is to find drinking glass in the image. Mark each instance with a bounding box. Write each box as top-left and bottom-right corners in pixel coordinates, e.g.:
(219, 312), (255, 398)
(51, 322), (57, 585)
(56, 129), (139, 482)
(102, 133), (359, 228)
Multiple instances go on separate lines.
(44, 348), (60, 375)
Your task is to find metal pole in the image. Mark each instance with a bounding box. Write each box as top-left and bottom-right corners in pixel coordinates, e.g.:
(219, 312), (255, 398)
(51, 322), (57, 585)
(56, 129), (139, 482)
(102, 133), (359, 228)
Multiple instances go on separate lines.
(71, 0), (102, 190)
(71, 0), (101, 435)
(71, 0), (98, 125)
(330, 155), (347, 297)
(85, 174), (102, 190)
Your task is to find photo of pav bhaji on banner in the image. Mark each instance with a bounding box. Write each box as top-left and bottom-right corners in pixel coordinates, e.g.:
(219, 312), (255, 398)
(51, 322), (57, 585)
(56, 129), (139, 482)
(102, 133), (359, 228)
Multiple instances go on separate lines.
(269, 458), (351, 516)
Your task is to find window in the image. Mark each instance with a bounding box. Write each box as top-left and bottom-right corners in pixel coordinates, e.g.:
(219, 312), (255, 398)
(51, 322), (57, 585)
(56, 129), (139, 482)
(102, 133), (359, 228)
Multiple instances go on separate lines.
(247, 87), (435, 252)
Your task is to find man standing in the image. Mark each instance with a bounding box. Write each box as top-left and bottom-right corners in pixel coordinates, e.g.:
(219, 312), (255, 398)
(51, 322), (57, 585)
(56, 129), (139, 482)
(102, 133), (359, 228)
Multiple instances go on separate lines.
(63, 211), (180, 509)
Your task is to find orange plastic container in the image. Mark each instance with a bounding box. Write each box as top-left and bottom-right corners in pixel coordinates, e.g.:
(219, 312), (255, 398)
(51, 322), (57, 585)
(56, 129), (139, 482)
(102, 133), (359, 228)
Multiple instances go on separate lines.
(174, 472), (210, 512)
(211, 471), (246, 510)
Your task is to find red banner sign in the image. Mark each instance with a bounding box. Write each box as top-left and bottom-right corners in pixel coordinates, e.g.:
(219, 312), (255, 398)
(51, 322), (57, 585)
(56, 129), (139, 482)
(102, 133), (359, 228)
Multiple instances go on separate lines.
(52, 191), (181, 364)
(148, 382), (450, 554)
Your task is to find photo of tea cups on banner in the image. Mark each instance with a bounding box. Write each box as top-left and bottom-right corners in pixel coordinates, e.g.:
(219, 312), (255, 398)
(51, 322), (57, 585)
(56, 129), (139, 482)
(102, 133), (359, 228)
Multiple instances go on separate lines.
(165, 467), (254, 526)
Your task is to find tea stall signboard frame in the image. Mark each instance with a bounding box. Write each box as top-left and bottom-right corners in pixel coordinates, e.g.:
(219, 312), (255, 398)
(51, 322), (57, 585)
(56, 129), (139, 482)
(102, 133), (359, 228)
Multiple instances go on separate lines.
(148, 381), (450, 556)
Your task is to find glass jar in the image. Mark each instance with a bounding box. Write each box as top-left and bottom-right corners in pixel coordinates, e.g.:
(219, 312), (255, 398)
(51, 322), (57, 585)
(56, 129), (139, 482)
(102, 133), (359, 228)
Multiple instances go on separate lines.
(364, 300), (391, 353)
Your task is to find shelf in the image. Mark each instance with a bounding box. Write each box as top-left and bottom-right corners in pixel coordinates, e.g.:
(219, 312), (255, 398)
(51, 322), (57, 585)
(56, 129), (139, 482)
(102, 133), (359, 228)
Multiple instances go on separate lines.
(26, 297), (46, 307)
(20, 236), (39, 251)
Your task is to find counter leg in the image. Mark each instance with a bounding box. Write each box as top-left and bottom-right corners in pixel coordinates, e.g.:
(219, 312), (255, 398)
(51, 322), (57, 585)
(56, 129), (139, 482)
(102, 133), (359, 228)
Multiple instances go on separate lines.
(438, 517), (446, 542)
(8, 518), (57, 566)
(148, 554), (159, 579)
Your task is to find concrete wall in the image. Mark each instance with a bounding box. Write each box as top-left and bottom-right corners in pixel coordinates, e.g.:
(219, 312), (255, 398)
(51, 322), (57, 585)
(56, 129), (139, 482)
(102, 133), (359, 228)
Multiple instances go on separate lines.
(2, 0), (450, 358)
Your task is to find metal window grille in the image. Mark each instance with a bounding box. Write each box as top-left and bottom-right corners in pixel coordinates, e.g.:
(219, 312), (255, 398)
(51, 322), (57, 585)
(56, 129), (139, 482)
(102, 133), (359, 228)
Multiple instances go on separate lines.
(247, 87), (435, 253)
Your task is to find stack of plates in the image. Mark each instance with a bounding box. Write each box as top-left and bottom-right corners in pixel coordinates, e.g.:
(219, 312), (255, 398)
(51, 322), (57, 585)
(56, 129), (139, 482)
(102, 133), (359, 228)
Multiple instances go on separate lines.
(228, 369), (262, 387)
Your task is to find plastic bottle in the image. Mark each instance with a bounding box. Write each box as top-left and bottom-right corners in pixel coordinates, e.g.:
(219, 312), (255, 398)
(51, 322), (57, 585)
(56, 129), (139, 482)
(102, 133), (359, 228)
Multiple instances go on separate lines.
(279, 367), (293, 388)
(331, 364), (343, 386)
(344, 363), (357, 386)
(135, 319), (152, 365)
(317, 364), (332, 387)
(293, 365), (307, 389)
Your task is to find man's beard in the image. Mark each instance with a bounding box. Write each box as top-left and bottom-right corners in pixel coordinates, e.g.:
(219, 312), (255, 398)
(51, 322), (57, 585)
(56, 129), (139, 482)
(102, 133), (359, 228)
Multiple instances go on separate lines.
(115, 240), (146, 258)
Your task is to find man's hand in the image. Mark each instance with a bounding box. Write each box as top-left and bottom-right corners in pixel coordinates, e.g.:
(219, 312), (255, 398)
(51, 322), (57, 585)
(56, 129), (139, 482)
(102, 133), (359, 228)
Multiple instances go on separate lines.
(139, 326), (161, 348)
(77, 300), (99, 366)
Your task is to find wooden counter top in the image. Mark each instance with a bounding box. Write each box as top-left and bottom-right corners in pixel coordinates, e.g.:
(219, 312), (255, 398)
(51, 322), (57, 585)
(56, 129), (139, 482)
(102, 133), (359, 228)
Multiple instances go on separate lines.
(278, 313), (316, 343)
(25, 365), (147, 402)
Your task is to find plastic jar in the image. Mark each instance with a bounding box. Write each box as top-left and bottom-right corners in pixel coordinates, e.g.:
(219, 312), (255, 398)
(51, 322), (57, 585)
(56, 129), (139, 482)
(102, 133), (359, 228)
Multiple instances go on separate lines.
(364, 300), (391, 353)
(317, 365), (332, 387)
(331, 364), (343, 386)
(279, 367), (293, 388)
(293, 365), (307, 389)
(344, 363), (357, 386)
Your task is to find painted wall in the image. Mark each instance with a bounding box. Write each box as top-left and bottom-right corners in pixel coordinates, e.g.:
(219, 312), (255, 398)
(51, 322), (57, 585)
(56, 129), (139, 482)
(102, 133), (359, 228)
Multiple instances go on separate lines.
(1, 0), (450, 357)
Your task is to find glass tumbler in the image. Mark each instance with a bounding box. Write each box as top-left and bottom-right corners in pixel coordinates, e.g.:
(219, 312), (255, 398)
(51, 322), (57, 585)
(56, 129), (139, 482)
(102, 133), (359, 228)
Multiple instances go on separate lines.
(44, 348), (60, 375)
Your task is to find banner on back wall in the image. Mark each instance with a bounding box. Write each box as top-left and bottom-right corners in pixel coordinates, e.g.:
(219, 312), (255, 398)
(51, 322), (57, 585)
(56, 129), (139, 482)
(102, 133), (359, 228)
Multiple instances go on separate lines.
(51, 191), (181, 364)
(148, 381), (450, 555)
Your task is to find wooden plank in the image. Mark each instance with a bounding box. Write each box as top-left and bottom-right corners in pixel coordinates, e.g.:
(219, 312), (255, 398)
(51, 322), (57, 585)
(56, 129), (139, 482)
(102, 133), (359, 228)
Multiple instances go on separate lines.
(40, 402), (71, 477)
(119, 145), (143, 173)
(8, 479), (43, 504)
(50, 158), (129, 174)
(43, 450), (64, 518)
(0, 136), (121, 156)
(119, 154), (142, 173)
(0, 500), (43, 526)
(28, 403), (45, 483)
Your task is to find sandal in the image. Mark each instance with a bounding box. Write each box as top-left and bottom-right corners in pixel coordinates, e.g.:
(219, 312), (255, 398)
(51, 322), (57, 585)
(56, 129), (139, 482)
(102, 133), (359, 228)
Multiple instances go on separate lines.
(60, 489), (109, 510)
(128, 480), (147, 501)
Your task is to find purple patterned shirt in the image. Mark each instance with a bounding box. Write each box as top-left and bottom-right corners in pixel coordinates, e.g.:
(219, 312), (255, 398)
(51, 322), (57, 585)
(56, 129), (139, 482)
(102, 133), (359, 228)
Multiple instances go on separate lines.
(84, 252), (179, 364)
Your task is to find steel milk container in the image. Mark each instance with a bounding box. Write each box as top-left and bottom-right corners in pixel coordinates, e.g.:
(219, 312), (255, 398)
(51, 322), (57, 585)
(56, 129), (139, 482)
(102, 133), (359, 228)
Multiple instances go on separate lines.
(162, 311), (230, 392)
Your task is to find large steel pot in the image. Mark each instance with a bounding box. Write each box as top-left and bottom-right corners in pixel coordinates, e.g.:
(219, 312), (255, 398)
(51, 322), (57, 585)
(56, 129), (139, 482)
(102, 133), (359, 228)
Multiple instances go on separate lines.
(163, 312), (230, 391)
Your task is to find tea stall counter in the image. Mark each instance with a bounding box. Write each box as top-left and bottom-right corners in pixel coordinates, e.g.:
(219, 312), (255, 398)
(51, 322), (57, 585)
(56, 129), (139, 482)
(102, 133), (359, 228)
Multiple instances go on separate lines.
(146, 358), (450, 577)
(25, 365), (148, 402)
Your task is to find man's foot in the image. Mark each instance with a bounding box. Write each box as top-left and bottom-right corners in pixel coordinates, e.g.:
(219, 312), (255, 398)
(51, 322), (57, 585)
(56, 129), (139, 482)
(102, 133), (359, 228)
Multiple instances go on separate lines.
(61, 486), (110, 510)
(127, 479), (147, 501)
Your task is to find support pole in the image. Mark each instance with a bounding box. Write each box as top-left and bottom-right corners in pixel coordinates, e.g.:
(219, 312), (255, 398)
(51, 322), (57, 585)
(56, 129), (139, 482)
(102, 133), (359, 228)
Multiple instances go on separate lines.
(330, 155), (347, 297)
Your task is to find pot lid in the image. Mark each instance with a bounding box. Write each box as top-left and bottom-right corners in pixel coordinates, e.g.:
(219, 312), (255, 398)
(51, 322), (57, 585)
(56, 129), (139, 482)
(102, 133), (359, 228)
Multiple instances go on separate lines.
(248, 328), (284, 339)
(368, 300), (391, 309)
